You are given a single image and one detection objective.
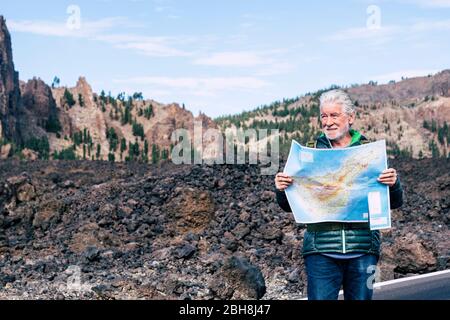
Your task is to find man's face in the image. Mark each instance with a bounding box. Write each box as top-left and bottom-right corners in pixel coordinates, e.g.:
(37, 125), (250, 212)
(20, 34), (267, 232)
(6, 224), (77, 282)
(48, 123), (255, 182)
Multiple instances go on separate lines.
(320, 102), (355, 141)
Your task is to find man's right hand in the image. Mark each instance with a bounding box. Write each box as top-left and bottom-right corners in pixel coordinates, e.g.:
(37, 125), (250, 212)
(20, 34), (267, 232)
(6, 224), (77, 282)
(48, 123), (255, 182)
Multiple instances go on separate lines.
(275, 173), (293, 191)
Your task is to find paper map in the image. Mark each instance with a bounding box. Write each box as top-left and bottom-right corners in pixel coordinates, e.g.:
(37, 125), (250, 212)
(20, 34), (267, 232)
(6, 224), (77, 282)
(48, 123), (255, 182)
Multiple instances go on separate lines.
(284, 140), (391, 230)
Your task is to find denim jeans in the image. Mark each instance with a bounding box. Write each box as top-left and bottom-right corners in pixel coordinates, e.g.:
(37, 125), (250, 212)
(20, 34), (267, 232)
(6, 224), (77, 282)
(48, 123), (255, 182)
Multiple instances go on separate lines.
(304, 253), (379, 300)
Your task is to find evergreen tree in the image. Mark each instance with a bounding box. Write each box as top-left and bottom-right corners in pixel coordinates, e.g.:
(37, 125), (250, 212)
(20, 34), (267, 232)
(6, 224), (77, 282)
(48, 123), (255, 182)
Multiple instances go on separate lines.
(24, 137), (50, 160)
(132, 122), (145, 140)
(46, 115), (61, 133)
(64, 89), (76, 107)
(51, 76), (60, 88)
(431, 119), (437, 133)
(107, 127), (119, 151)
(122, 105), (132, 125)
(120, 138), (127, 160)
(144, 105), (154, 119)
(144, 140), (149, 157)
(161, 148), (169, 160)
(53, 146), (76, 160)
(100, 90), (107, 103)
(78, 94), (84, 107)
(96, 144), (101, 160)
(151, 144), (160, 164)
(73, 131), (82, 146)
(132, 92), (143, 100)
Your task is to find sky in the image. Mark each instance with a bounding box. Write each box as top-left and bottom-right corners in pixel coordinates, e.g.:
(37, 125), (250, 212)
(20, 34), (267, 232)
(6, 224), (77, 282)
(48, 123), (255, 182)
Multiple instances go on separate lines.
(1, 0), (450, 118)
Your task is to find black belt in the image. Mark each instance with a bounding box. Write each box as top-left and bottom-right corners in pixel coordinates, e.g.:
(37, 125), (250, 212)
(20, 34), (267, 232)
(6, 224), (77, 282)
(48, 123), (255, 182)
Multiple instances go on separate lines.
(306, 222), (370, 232)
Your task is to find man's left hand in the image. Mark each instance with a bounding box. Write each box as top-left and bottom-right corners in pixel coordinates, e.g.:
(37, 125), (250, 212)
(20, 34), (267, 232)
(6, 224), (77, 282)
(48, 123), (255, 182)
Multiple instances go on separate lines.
(377, 168), (398, 187)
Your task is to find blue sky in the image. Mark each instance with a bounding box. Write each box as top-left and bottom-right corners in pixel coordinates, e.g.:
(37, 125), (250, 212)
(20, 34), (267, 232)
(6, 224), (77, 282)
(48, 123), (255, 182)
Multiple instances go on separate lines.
(1, 0), (450, 117)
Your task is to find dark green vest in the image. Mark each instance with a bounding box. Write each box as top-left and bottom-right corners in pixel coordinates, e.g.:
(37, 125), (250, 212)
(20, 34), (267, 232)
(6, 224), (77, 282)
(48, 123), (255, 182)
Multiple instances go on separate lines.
(302, 130), (381, 256)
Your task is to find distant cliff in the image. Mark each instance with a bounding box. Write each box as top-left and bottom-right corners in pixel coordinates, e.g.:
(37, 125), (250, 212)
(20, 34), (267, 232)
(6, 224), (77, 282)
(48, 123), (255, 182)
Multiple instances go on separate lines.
(0, 16), (21, 145)
(0, 16), (217, 162)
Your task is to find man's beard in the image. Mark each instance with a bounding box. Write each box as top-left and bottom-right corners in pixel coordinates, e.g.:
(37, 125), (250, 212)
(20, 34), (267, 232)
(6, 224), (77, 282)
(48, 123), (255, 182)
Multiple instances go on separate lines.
(324, 124), (350, 141)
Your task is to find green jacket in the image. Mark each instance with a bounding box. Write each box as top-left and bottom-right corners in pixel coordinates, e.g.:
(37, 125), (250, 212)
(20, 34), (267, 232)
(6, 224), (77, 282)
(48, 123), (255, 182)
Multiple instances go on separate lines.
(276, 130), (404, 257)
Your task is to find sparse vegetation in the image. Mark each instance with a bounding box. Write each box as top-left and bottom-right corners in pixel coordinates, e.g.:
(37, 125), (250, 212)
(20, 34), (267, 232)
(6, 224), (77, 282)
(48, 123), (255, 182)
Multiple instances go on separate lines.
(23, 137), (50, 160)
(45, 115), (61, 134)
(106, 127), (119, 152)
(63, 89), (76, 108)
(132, 122), (145, 140)
(51, 76), (60, 88)
(53, 145), (77, 160)
(78, 94), (84, 107)
(144, 105), (154, 119)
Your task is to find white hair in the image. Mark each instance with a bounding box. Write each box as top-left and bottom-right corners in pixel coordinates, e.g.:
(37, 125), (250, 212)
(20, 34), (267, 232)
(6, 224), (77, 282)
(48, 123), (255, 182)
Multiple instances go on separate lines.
(319, 89), (356, 115)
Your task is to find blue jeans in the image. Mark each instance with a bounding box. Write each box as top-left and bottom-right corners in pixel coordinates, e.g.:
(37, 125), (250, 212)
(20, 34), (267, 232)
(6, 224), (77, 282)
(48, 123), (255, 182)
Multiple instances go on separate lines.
(304, 254), (379, 300)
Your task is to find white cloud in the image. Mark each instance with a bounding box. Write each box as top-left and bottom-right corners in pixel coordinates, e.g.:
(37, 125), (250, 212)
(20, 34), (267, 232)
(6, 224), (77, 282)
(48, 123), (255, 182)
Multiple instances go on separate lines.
(254, 62), (296, 77)
(324, 19), (450, 43)
(401, 0), (450, 7)
(8, 17), (128, 38)
(155, 6), (168, 13)
(411, 19), (450, 31)
(192, 50), (295, 76)
(8, 18), (192, 57)
(323, 25), (402, 42)
(113, 76), (270, 97)
(97, 34), (191, 57)
(193, 52), (271, 67)
(367, 69), (439, 84)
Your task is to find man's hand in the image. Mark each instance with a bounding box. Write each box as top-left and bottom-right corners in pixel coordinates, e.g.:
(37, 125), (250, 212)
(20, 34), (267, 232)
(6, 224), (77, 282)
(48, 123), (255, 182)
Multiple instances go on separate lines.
(377, 168), (398, 187)
(275, 173), (293, 191)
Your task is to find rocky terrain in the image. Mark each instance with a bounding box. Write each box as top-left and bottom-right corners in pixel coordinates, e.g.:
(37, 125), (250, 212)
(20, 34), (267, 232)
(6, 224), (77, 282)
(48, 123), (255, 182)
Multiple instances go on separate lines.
(0, 157), (448, 300)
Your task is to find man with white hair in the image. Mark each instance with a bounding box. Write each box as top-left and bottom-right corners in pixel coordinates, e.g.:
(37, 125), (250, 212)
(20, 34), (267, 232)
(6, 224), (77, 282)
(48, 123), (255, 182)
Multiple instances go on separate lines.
(274, 89), (404, 300)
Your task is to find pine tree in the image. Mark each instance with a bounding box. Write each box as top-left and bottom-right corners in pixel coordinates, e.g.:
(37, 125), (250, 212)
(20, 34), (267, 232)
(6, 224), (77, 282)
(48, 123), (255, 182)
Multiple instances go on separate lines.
(161, 148), (168, 160)
(431, 119), (437, 133)
(120, 138), (127, 158)
(144, 140), (149, 157)
(52, 76), (60, 88)
(100, 90), (106, 103)
(132, 122), (145, 140)
(78, 94), (84, 107)
(96, 144), (101, 160)
(83, 128), (87, 144)
(64, 89), (76, 107)
(122, 105), (132, 125)
(144, 105), (154, 119)
(151, 144), (160, 164)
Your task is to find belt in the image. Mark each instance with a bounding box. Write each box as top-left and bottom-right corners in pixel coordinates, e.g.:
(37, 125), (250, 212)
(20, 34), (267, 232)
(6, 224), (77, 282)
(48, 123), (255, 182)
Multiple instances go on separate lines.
(306, 222), (370, 232)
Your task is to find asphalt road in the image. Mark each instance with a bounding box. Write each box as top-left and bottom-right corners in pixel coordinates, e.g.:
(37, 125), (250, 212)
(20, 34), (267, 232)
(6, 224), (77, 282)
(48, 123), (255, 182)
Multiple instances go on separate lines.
(300, 270), (450, 300)
(371, 270), (450, 300)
